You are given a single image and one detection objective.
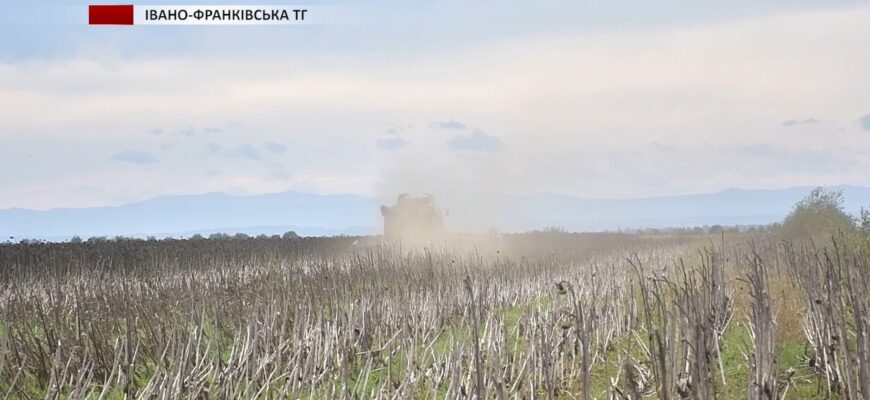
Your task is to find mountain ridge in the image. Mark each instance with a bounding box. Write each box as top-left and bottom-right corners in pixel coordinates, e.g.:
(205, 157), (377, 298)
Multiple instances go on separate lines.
(3, 186), (870, 240)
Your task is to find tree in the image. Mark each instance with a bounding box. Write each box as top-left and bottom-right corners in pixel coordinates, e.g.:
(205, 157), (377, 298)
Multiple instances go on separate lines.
(87, 236), (108, 243)
(861, 208), (870, 235)
(282, 231), (299, 239)
(780, 187), (855, 241)
(190, 234), (205, 241)
(69, 236), (83, 244)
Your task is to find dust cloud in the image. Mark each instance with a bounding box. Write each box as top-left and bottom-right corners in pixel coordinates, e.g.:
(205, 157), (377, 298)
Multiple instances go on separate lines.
(376, 151), (524, 236)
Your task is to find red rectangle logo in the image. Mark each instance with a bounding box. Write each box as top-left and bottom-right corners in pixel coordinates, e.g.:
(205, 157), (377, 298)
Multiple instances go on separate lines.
(89, 5), (134, 25)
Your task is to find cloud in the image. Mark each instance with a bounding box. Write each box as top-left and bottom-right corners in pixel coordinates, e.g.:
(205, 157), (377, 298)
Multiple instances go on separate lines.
(6, 5), (870, 209)
(153, 127), (222, 138)
(782, 118), (819, 127)
(386, 124), (414, 135)
(860, 114), (870, 130)
(111, 150), (157, 165)
(223, 145), (263, 160)
(376, 137), (409, 150)
(430, 120), (467, 130)
(447, 130), (503, 152)
(733, 143), (787, 157)
(205, 143), (222, 154)
(177, 127), (196, 137)
(264, 142), (287, 154)
(206, 144), (264, 160)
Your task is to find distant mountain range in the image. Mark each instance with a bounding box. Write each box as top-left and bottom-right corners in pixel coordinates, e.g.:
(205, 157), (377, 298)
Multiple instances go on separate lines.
(498, 186), (870, 231)
(0, 192), (379, 240)
(3, 186), (870, 240)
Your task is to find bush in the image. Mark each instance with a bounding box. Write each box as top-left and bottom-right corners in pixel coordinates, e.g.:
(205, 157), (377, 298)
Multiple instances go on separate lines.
(779, 187), (854, 241)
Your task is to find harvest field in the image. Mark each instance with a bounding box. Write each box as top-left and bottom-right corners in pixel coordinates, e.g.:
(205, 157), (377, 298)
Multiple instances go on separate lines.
(1, 191), (870, 399)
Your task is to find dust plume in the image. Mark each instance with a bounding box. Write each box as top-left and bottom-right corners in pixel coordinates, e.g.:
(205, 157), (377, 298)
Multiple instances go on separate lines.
(377, 150), (522, 236)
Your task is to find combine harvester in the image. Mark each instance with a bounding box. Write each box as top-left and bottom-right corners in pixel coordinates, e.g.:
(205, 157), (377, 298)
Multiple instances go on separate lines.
(380, 194), (444, 243)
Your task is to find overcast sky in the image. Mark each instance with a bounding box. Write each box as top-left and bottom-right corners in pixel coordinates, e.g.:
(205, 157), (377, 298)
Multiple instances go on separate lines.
(2, 0), (870, 209)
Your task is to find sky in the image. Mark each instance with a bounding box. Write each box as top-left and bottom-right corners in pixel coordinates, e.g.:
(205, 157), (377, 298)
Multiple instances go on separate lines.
(1, 0), (870, 210)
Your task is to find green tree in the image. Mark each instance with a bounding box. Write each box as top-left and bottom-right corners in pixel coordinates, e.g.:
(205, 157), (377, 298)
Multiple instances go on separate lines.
(780, 187), (854, 241)
(861, 208), (870, 235)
